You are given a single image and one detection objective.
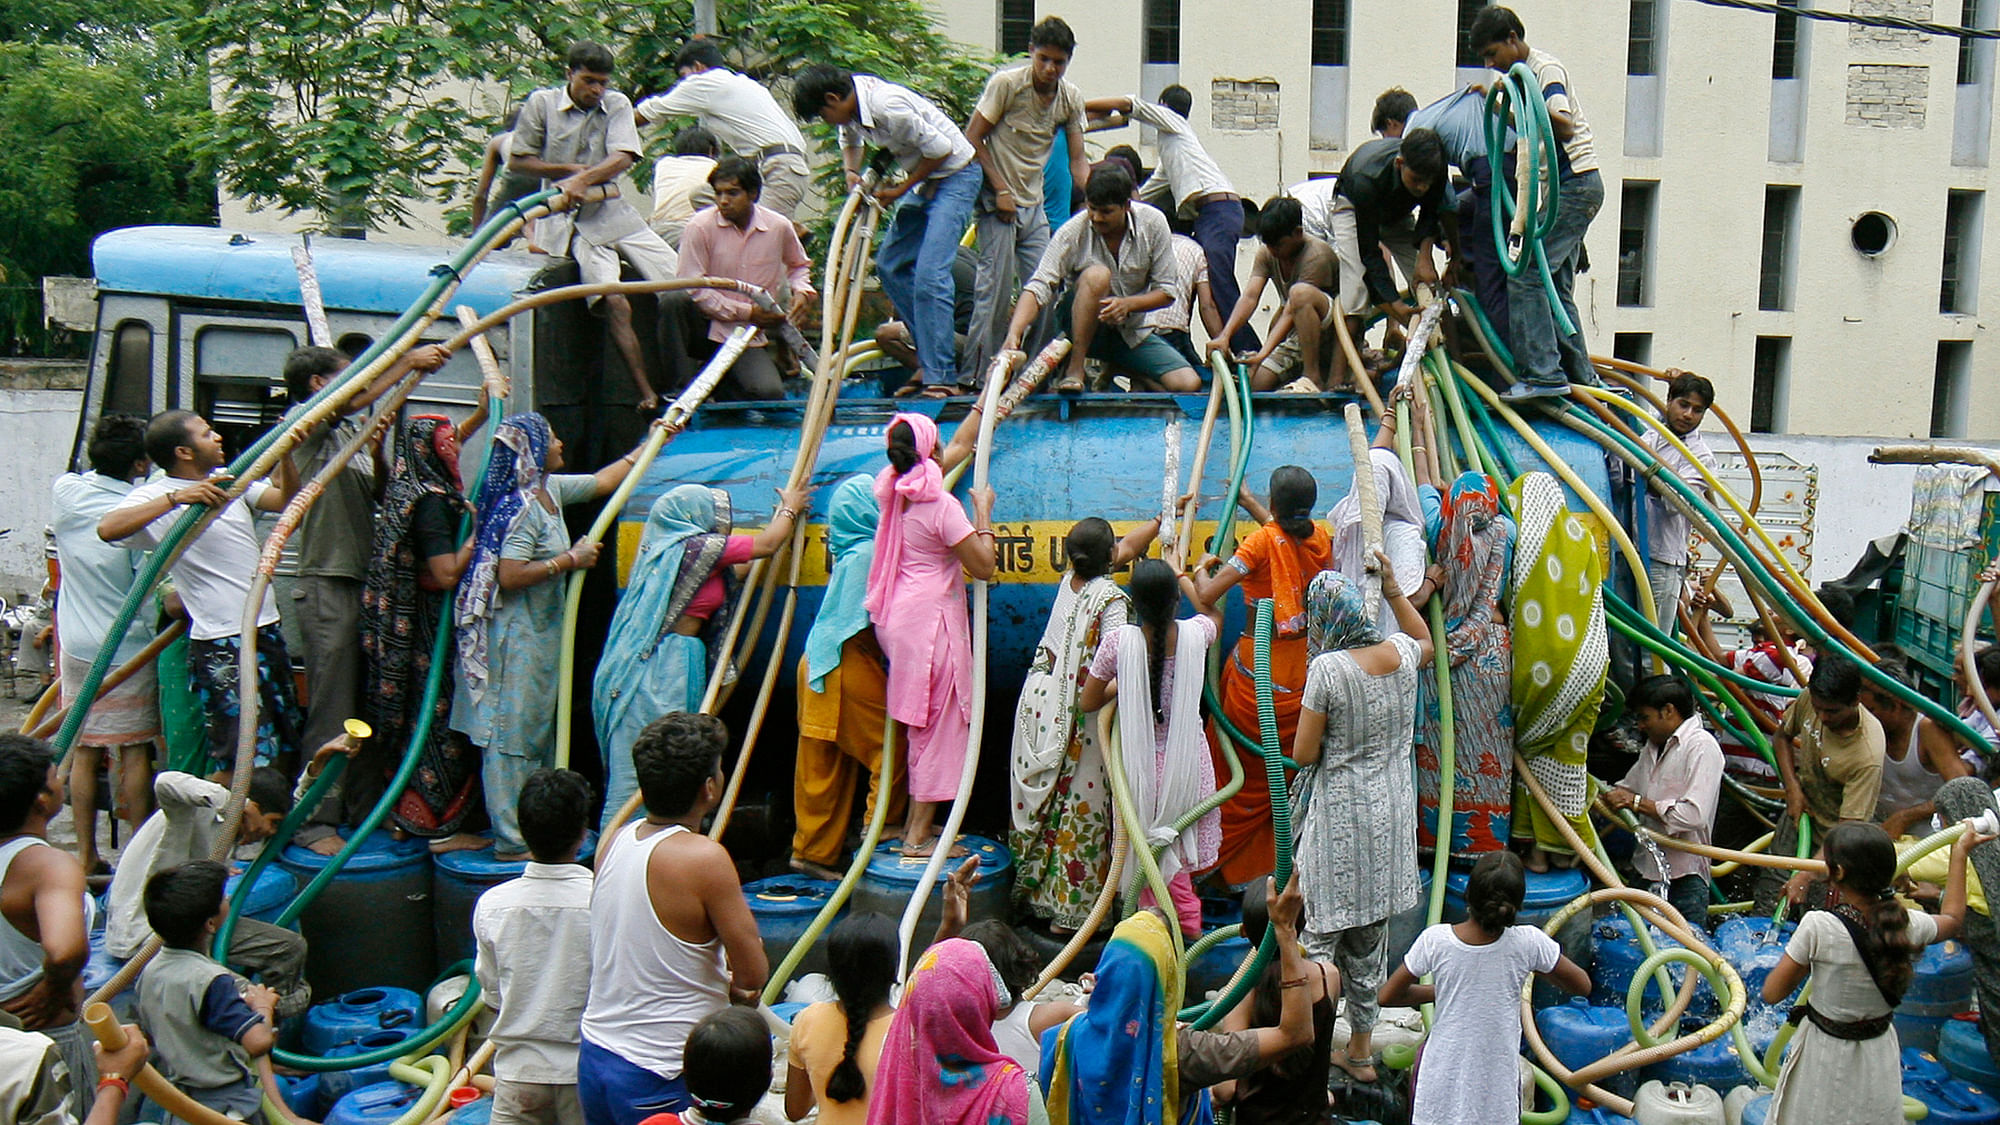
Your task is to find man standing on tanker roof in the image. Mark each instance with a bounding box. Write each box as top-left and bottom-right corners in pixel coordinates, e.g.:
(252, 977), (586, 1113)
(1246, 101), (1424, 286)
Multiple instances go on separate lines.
(960, 15), (1090, 383)
(513, 41), (679, 415)
(635, 39), (816, 222)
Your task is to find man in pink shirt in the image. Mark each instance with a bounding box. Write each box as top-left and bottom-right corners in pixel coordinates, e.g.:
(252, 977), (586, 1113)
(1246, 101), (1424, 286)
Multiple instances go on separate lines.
(660, 156), (816, 400)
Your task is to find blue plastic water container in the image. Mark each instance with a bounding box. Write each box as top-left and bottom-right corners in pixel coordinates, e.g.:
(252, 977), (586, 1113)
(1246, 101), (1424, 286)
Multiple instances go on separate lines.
(279, 834), (435, 996)
(1910, 1046), (1956, 1084)
(1186, 933), (1253, 1004)
(1903, 1075), (2000, 1125)
(1589, 914), (1716, 1017)
(1739, 1092), (1772, 1125)
(318, 1029), (418, 1111)
(228, 865), (300, 927)
(281, 1074), (322, 1118)
(771, 1001), (809, 1024)
(301, 987), (424, 1056)
(1537, 997), (1640, 1101)
(850, 834), (1015, 937)
(430, 832), (598, 968)
(324, 1080), (425, 1125)
(1943, 1016), (2000, 1089)
(449, 1096), (494, 1125)
(1711, 916), (1799, 1014)
(746, 875), (846, 978)
(1897, 938), (1977, 1054)
(1640, 1017), (1757, 1093)
(1447, 865), (1591, 1006)
(1565, 1106), (1635, 1124)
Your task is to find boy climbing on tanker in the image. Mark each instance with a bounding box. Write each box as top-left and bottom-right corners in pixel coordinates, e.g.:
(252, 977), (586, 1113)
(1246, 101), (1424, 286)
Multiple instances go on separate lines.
(1467, 5), (1604, 399)
(580, 713), (767, 1125)
(475, 768), (596, 1125)
(1756, 655), (1888, 914)
(1600, 674), (1723, 930)
(1206, 196), (1341, 392)
(1638, 370), (1719, 635)
(135, 860), (280, 1125)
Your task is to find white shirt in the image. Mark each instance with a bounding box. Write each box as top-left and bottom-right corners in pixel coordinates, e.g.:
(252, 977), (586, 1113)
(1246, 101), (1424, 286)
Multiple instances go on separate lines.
(1124, 97), (1234, 214)
(1403, 924), (1560, 1125)
(839, 74), (975, 181)
(474, 862), (595, 1084)
(51, 472), (153, 664)
(107, 476), (276, 641)
(106, 772), (234, 959)
(1616, 713), (1724, 882)
(1146, 234), (1209, 334)
(1286, 177), (1341, 246)
(634, 68), (808, 158)
(1023, 203), (1181, 348)
(1527, 47), (1598, 175)
(1639, 423), (1717, 566)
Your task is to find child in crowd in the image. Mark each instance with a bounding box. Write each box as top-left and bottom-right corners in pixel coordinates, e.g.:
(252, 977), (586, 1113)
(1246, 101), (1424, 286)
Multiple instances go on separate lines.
(787, 913), (897, 1125)
(1761, 822), (1989, 1123)
(1602, 674), (1724, 930)
(136, 860), (279, 1124)
(1380, 851), (1590, 1125)
(961, 919), (1082, 1072)
(1639, 371), (1718, 635)
(474, 769), (596, 1125)
(639, 1008), (775, 1125)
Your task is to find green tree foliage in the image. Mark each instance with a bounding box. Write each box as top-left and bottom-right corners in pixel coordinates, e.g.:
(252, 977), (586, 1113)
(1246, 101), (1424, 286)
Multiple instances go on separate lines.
(0, 39), (215, 352)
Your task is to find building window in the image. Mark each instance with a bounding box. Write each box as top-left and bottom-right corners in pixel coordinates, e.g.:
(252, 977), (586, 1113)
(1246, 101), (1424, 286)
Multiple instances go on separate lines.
(1933, 340), (1973, 437)
(1613, 333), (1652, 366)
(998, 0), (1034, 56)
(1751, 336), (1790, 433)
(1618, 181), (1658, 308)
(1961, 0), (1981, 85)
(1144, 0), (1180, 65)
(1759, 185), (1800, 311)
(1311, 0), (1349, 66)
(1943, 189), (1984, 313)
(1456, 0), (1486, 68)
(1772, 0), (1803, 80)
(1628, 0), (1659, 76)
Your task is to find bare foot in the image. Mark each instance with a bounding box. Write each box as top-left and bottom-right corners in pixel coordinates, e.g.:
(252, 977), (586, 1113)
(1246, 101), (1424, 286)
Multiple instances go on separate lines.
(900, 836), (969, 860)
(429, 834), (489, 855)
(790, 858), (844, 881)
(307, 835), (346, 857)
(1523, 845), (1551, 874)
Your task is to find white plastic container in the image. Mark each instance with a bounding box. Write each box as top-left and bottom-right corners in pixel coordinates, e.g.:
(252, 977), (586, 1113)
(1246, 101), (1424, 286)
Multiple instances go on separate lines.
(1633, 1080), (1726, 1125)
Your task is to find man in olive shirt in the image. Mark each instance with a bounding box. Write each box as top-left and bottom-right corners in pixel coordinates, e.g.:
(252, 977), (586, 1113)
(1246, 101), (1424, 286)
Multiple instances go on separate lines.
(1758, 655), (1886, 912)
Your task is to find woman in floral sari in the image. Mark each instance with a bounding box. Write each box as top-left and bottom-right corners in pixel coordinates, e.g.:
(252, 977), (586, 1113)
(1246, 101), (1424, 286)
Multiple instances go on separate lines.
(1506, 471), (1609, 866)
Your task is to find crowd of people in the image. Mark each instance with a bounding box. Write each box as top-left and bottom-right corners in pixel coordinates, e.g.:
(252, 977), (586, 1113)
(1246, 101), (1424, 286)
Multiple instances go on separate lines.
(8, 5), (2000, 1125)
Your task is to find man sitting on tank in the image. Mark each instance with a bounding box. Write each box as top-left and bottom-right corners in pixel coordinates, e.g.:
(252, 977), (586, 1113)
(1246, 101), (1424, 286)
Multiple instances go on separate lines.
(1000, 164), (1200, 394)
(658, 156), (816, 402)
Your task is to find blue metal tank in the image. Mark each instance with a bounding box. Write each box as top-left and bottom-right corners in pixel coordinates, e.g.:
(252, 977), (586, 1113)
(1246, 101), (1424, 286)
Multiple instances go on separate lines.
(1902, 1076), (2000, 1125)
(1537, 996), (1640, 1101)
(324, 1080), (425, 1125)
(300, 987), (424, 1057)
(1445, 865), (1592, 1007)
(430, 832), (598, 967)
(850, 834), (1014, 939)
(1896, 937), (1976, 1054)
(317, 1029), (417, 1112)
(1710, 917), (1798, 1014)
(746, 875), (847, 978)
(1942, 1017), (2000, 1089)
(279, 835), (435, 997)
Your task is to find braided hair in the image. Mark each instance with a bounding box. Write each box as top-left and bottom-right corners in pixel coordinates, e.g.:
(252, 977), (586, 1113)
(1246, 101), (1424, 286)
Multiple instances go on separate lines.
(824, 912), (898, 1103)
(1128, 559), (1180, 725)
(1824, 822), (1916, 1002)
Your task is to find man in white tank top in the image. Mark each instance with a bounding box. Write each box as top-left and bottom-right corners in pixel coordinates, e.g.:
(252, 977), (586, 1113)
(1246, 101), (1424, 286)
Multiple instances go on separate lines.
(0, 736), (95, 1093)
(578, 713), (768, 1125)
(1865, 663), (1972, 839)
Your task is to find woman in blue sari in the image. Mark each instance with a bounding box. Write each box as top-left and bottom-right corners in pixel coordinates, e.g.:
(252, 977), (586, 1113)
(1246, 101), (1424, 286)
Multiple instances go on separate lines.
(592, 480), (808, 828)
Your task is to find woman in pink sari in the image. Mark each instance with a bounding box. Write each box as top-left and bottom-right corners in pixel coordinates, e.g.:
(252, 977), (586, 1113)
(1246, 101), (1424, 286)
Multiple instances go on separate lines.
(866, 413), (997, 857)
(865, 938), (1032, 1125)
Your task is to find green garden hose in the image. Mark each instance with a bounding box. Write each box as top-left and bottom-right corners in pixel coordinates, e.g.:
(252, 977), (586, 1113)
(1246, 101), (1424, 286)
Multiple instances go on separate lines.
(1483, 62), (1572, 337)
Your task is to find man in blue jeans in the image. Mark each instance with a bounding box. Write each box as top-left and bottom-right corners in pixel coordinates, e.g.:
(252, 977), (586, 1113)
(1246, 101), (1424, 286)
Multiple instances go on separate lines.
(794, 64), (981, 398)
(1469, 5), (1604, 400)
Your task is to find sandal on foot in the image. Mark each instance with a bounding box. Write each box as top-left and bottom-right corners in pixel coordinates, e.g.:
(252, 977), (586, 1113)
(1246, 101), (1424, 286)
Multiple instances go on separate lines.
(1332, 1053), (1379, 1084)
(1055, 371), (1086, 394)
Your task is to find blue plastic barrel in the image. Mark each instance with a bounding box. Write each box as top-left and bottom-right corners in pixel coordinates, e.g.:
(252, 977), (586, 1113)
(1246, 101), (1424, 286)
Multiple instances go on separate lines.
(1446, 866), (1591, 1007)
(1590, 914), (1716, 1018)
(1711, 916), (1798, 1014)
(1903, 1076), (2000, 1125)
(1382, 870), (1431, 978)
(850, 835), (1015, 939)
(279, 834), (435, 997)
(746, 876), (845, 978)
(1910, 1046), (1957, 1084)
(1565, 1106), (1634, 1124)
(1640, 1017), (1756, 1093)
(1537, 997), (1639, 1101)
(228, 865), (300, 927)
(301, 988), (424, 1056)
(1897, 938), (1977, 1054)
(1186, 933), (1252, 1004)
(324, 1080), (424, 1125)
(1942, 1017), (2000, 1089)
(449, 1096), (494, 1125)
(318, 1029), (417, 1111)
(430, 833), (598, 968)
(281, 1074), (322, 1118)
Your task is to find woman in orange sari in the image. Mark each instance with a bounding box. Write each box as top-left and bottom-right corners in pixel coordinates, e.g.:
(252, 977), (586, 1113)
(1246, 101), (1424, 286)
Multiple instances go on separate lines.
(1194, 466), (1332, 888)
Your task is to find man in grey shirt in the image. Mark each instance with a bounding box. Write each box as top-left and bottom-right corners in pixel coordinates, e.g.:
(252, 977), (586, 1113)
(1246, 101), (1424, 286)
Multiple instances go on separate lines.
(512, 42), (679, 413)
(1001, 164), (1197, 393)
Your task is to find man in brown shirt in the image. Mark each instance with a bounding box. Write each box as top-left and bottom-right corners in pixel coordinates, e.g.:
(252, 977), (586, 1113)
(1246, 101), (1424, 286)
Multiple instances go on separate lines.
(1758, 655), (1886, 911)
(1206, 197), (1341, 391)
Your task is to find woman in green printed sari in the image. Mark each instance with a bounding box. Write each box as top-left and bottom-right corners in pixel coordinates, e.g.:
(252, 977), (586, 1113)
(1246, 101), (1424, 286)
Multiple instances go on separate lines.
(1506, 472), (1609, 868)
